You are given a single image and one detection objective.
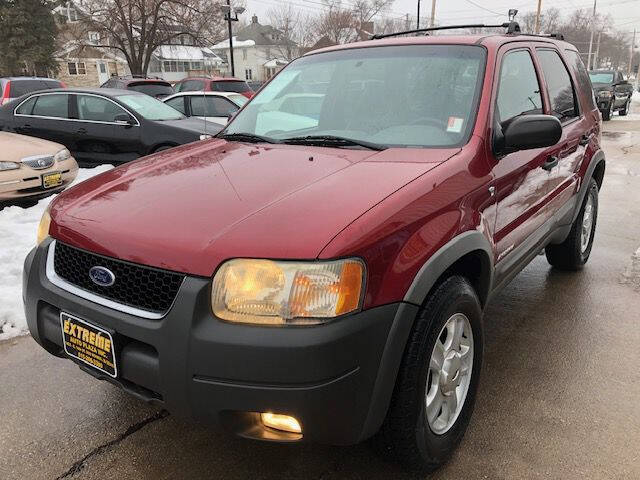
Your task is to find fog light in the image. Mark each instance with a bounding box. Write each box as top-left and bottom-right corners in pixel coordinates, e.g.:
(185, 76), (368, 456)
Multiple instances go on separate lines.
(261, 413), (301, 434)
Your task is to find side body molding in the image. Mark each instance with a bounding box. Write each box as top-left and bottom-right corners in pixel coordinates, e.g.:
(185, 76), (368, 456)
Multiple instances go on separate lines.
(403, 230), (494, 307)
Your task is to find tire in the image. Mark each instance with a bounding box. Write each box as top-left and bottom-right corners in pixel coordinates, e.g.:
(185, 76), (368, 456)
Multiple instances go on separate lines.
(545, 178), (599, 270)
(373, 275), (483, 471)
(602, 101), (613, 121)
(619, 99), (630, 116)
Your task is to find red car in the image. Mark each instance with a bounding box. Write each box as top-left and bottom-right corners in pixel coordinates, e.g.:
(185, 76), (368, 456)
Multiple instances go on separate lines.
(173, 76), (255, 99)
(24, 22), (604, 470)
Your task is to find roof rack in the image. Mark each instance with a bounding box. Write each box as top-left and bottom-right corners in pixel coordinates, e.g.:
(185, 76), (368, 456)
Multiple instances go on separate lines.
(370, 21), (521, 40)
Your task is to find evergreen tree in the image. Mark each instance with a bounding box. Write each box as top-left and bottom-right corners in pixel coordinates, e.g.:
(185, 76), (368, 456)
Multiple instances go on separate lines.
(0, 0), (58, 76)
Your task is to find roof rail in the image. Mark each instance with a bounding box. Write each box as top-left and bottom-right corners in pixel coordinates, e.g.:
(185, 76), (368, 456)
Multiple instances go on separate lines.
(526, 33), (565, 40)
(370, 21), (520, 40)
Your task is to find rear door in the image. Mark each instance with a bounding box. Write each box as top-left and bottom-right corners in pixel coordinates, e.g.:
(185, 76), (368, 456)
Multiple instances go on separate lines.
(534, 47), (587, 217)
(489, 44), (558, 284)
(15, 92), (75, 147)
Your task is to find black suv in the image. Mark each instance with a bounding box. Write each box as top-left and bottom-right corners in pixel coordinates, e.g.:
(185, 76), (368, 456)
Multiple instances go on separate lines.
(100, 76), (174, 99)
(588, 70), (634, 120)
(1, 77), (64, 105)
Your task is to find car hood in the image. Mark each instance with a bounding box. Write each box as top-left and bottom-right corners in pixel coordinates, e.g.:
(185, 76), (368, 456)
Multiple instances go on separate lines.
(0, 131), (65, 162)
(158, 117), (224, 134)
(50, 140), (459, 276)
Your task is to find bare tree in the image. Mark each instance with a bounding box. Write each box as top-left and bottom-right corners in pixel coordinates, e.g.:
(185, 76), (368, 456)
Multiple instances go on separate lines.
(267, 3), (309, 60)
(67, 0), (226, 75)
(312, 0), (395, 44)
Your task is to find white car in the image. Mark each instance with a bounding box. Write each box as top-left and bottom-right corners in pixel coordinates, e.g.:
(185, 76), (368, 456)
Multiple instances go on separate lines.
(162, 91), (247, 125)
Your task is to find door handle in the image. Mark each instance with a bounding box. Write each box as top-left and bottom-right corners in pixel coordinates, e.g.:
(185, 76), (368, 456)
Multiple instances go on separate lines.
(579, 133), (593, 146)
(77, 128), (87, 134)
(541, 156), (558, 171)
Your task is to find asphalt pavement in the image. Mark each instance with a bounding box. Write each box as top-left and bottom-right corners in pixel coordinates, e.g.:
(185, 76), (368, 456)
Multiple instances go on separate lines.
(1, 108), (639, 479)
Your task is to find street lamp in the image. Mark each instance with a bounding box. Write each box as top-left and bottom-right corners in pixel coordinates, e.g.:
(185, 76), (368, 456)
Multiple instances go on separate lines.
(221, 1), (245, 77)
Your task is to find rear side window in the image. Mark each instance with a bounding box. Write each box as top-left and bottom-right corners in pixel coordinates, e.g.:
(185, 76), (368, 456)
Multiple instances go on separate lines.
(31, 94), (69, 118)
(564, 50), (595, 111)
(178, 80), (205, 92)
(496, 50), (543, 123)
(190, 96), (239, 117)
(9, 80), (47, 97)
(536, 49), (578, 121)
(212, 81), (250, 93)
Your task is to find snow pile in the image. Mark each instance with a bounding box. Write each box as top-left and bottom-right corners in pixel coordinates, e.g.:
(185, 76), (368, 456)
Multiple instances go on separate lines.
(0, 165), (113, 340)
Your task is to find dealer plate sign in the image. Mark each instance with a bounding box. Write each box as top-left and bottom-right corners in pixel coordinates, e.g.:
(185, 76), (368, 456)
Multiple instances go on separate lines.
(60, 312), (117, 378)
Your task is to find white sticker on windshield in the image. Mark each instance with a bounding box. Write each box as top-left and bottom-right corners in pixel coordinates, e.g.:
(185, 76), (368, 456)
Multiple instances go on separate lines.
(447, 117), (464, 133)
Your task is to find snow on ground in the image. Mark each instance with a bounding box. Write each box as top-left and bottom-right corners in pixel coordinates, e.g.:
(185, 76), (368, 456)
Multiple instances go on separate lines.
(0, 165), (113, 340)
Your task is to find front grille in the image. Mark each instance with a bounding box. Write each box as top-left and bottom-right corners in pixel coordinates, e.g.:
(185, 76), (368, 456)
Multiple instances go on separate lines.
(53, 242), (184, 315)
(22, 155), (55, 169)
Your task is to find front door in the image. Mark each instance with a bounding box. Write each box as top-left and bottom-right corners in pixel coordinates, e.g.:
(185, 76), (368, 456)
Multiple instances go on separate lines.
(488, 45), (557, 285)
(97, 61), (110, 86)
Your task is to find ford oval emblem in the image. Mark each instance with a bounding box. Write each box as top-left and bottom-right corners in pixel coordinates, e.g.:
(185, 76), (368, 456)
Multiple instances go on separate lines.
(89, 266), (115, 287)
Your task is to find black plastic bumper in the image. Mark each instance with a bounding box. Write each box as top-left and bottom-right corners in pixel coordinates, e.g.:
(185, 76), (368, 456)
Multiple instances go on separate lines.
(23, 239), (419, 445)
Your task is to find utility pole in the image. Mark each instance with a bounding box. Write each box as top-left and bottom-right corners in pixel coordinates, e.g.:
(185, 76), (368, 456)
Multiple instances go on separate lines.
(534, 0), (542, 34)
(594, 30), (602, 69)
(628, 28), (636, 77)
(430, 0), (436, 28)
(417, 0), (421, 29)
(587, 0), (597, 70)
(222, 0), (245, 78)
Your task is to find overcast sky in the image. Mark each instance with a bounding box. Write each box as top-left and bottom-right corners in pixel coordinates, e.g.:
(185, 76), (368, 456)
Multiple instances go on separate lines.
(245, 0), (640, 39)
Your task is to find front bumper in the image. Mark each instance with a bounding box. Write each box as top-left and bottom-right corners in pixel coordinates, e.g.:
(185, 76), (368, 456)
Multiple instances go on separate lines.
(0, 159), (78, 200)
(23, 239), (418, 445)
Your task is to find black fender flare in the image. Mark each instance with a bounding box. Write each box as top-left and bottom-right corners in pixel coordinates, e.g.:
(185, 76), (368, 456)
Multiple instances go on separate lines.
(570, 148), (605, 225)
(359, 230), (493, 440)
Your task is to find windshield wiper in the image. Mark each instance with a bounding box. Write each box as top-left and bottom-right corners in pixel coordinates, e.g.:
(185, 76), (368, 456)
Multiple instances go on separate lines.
(281, 135), (387, 151)
(218, 132), (279, 144)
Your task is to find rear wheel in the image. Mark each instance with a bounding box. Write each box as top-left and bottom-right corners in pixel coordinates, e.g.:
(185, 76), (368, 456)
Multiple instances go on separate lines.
(545, 178), (599, 270)
(373, 276), (483, 471)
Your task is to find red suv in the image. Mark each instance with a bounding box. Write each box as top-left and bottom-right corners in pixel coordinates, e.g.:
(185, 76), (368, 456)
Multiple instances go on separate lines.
(24, 22), (604, 471)
(174, 76), (255, 98)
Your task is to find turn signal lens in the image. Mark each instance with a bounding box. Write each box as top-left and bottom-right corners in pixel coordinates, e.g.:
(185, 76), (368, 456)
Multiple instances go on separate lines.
(211, 258), (365, 325)
(36, 209), (51, 245)
(261, 413), (302, 434)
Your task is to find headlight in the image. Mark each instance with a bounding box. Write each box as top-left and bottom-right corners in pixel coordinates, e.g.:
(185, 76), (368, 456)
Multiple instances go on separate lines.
(598, 91), (612, 98)
(0, 161), (19, 171)
(212, 258), (365, 325)
(36, 209), (51, 245)
(53, 149), (70, 162)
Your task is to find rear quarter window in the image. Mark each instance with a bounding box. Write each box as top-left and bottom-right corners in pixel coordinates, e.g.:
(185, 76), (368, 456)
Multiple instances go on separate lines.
(564, 50), (596, 111)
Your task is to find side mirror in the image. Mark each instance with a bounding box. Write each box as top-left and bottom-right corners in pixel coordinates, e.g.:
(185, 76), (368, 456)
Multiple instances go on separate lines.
(495, 114), (562, 155)
(114, 113), (135, 126)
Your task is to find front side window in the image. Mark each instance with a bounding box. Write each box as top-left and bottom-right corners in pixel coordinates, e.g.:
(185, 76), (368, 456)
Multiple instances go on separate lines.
(165, 96), (186, 114)
(31, 94), (69, 118)
(77, 95), (127, 122)
(190, 96), (239, 117)
(496, 50), (543, 124)
(117, 94), (184, 121)
(537, 49), (578, 121)
(226, 45), (487, 148)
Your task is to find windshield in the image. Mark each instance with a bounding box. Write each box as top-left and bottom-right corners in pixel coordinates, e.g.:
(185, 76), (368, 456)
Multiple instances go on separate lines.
(118, 94), (184, 120)
(128, 82), (174, 98)
(589, 72), (614, 84)
(224, 45), (486, 148)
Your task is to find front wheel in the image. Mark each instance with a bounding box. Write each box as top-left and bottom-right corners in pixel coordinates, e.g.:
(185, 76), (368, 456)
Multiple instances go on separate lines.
(546, 178), (599, 270)
(373, 276), (483, 471)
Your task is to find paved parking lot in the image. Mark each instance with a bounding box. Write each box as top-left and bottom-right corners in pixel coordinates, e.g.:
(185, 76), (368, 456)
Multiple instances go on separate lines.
(1, 106), (639, 479)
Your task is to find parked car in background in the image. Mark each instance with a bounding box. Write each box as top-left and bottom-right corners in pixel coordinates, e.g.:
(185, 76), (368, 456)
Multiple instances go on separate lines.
(100, 76), (174, 99)
(24, 25), (605, 471)
(162, 91), (247, 125)
(173, 76), (255, 99)
(588, 70), (633, 120)
(0, 88), (221, 164)
(0, 131), (77, 204)
(1, 77), (65, 105)
(247, 81), (264, 92)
